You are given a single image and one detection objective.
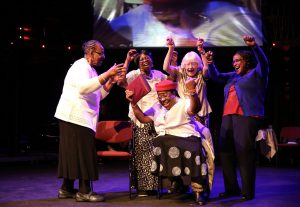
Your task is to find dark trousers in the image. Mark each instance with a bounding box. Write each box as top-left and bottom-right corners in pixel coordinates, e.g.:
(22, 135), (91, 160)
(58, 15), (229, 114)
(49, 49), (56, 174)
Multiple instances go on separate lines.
(219, 115), (262, 197)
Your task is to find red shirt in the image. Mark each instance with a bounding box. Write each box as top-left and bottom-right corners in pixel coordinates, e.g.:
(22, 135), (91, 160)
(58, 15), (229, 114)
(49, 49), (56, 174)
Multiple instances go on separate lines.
(223, 85), (244, 116)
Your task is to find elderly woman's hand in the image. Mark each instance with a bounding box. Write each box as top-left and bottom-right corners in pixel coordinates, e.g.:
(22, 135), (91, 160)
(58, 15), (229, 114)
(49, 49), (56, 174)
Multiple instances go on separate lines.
(166, 36), (175, 48)
(127, 49), (138, 61)
(185, 77), (197, 91)
(205, 51), (214, 64)
(197, 37), (205, 54)
(107, 63), (126, 77)
(125, 89), (134, 102)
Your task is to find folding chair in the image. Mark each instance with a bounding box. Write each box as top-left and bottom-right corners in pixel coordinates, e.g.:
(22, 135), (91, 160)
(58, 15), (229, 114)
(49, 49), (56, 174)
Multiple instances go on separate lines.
(276, 126), (300, 166)
(95, 120), (137, 199)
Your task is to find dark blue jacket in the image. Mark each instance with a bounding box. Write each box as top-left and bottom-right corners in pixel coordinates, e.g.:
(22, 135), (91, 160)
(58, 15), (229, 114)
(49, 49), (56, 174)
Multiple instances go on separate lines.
(208, 46), (269, 117)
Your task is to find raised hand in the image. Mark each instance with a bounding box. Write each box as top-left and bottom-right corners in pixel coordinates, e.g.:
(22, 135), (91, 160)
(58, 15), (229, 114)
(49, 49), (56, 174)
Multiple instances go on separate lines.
(243, 36), (256, 47)
(185, 78), (197, 92)
(166, 36), (175, 48)
(126, 49), (138, 62)
(197, 37), (205, 54)
(108, 63), (126, 77)
(205, 51), (214, 64)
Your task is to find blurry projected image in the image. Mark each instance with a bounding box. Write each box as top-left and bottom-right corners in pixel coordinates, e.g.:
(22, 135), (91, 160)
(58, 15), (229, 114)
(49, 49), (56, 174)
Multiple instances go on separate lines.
(93, 0), (263, 47)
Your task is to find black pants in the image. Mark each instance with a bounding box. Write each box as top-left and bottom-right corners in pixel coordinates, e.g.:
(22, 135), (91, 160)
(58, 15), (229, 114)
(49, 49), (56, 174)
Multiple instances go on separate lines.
(219, 115), (262, 197)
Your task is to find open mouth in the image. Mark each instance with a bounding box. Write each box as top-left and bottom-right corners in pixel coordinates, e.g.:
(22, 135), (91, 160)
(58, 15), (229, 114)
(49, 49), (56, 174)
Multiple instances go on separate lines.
(143, 62), (149, 66)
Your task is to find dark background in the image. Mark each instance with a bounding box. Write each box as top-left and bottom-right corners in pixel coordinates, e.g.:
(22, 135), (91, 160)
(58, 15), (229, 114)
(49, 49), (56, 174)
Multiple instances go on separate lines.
(1, 0), (300, 157)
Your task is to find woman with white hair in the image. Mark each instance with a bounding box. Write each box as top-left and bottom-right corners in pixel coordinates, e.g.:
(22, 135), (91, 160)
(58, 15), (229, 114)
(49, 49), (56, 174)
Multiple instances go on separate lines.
(163, 37), (211, 127)
(163, 37), (214, 200)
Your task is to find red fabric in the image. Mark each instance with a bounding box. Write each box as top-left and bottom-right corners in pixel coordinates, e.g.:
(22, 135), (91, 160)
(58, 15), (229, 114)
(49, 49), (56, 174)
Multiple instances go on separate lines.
(277, 143), (300, 148)
(97, 151), (132, 157)
(280, 127), (300, 139)
(155, 80), (177, 92)
(95, 121), (132, 143)
(126, 75), (151, 105)
(95, 121), (133, 159)
(223, 85), (244, 116)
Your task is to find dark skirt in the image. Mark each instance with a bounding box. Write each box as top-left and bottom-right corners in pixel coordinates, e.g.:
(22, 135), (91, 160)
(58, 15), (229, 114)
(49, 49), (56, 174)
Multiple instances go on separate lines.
(151, 135), (207, 178)
(57, 120), (98, 181)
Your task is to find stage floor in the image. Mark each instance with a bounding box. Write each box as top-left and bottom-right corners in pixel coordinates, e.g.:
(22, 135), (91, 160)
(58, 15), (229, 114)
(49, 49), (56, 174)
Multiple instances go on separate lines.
(0, 159), (300, 207)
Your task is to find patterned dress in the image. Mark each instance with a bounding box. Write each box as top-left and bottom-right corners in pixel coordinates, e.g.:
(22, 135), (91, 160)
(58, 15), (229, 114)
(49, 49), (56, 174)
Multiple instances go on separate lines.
(132, 122), (158, 191)
(126, 69), (167, 191)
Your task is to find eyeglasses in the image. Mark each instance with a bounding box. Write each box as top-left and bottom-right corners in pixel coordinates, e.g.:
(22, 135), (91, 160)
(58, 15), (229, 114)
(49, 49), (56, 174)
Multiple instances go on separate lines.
(185, 62), (198, 67)
(139, 57), (151, 62)
(94, 51), (104, 57)
(232, 58), (243, 64)
(157, 91), (171, 101)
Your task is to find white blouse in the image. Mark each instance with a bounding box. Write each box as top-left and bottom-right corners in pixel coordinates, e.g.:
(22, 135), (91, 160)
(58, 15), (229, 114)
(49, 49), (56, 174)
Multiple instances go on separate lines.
(55, 58), (108, 132)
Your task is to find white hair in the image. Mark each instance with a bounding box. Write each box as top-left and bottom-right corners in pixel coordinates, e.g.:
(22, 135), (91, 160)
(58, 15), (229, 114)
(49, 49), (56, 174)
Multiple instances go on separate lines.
(180, 51), (203, 70)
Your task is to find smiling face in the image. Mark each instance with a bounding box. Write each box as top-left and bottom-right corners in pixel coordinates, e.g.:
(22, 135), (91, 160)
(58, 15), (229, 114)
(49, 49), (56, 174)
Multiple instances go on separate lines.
(138, 53), (153, 74)
(232, 54), (247, 75)
(157, 91), (177, 110)
(181, 51), (203, 78)
(185, 61), (199, 77)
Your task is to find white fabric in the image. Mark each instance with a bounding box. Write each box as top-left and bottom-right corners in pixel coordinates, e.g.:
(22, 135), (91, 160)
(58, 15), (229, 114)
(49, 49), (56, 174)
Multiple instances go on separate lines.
(145, 98), (200, 138)
(126, 69), (167, 127)
(256, 128), (278, 159)
(55, 58), (108, 132)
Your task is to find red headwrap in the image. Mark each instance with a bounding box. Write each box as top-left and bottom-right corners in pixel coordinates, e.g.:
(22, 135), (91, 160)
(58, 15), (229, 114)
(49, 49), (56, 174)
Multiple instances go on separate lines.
(155, 80), (177, 92)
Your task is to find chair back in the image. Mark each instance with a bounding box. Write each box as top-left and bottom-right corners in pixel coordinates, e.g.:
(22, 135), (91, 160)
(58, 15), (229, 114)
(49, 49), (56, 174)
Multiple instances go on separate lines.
(280, 127), (300, 142)
(95, 121), (133, 143)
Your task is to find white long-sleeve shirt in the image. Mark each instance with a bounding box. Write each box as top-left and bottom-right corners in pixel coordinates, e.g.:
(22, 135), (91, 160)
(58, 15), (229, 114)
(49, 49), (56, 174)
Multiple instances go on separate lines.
(55, 58), (109, 132)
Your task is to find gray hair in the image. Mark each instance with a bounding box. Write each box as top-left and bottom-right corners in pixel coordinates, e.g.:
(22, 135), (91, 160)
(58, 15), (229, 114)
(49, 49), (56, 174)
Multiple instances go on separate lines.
(180, 51), (203, 69)
(82, 40), (102, 54)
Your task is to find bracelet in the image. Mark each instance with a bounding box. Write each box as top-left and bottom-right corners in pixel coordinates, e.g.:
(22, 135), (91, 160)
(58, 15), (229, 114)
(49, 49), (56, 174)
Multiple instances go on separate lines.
(198, 49), (205, 55)
(99, 75), (107, 83)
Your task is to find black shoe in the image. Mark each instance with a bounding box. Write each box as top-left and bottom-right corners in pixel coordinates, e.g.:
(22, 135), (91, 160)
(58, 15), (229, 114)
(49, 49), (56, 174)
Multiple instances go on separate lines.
(168, 180), (189, 194)
(219, 191), (241, 198)
(75, 192), (105, 202)
(194, 192), (206, 206)
(168, 181), (180, 194)
(180, 185), (190, 193)
(58, 188), (78, 199)
(241, 195), (254, 201)
(146, 190), (157, 196)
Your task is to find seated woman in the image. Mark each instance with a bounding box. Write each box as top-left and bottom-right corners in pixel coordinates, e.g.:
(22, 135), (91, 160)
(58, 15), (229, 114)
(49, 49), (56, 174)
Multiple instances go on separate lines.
(125, 79), (209, 205)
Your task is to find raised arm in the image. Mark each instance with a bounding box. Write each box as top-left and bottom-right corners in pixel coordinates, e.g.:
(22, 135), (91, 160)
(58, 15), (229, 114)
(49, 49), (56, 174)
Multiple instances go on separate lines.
(197, 37), (209, 78)
(163, 37), (178, 76)
(125, 89), (153, 124)
(124, 49), (138, 70)
(243, 36), (269, 81)
(117, 49), (138, 87)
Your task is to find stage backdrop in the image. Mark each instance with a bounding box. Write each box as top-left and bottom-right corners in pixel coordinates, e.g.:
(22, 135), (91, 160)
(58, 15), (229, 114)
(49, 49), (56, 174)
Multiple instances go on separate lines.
(93, 0), (263, 48)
